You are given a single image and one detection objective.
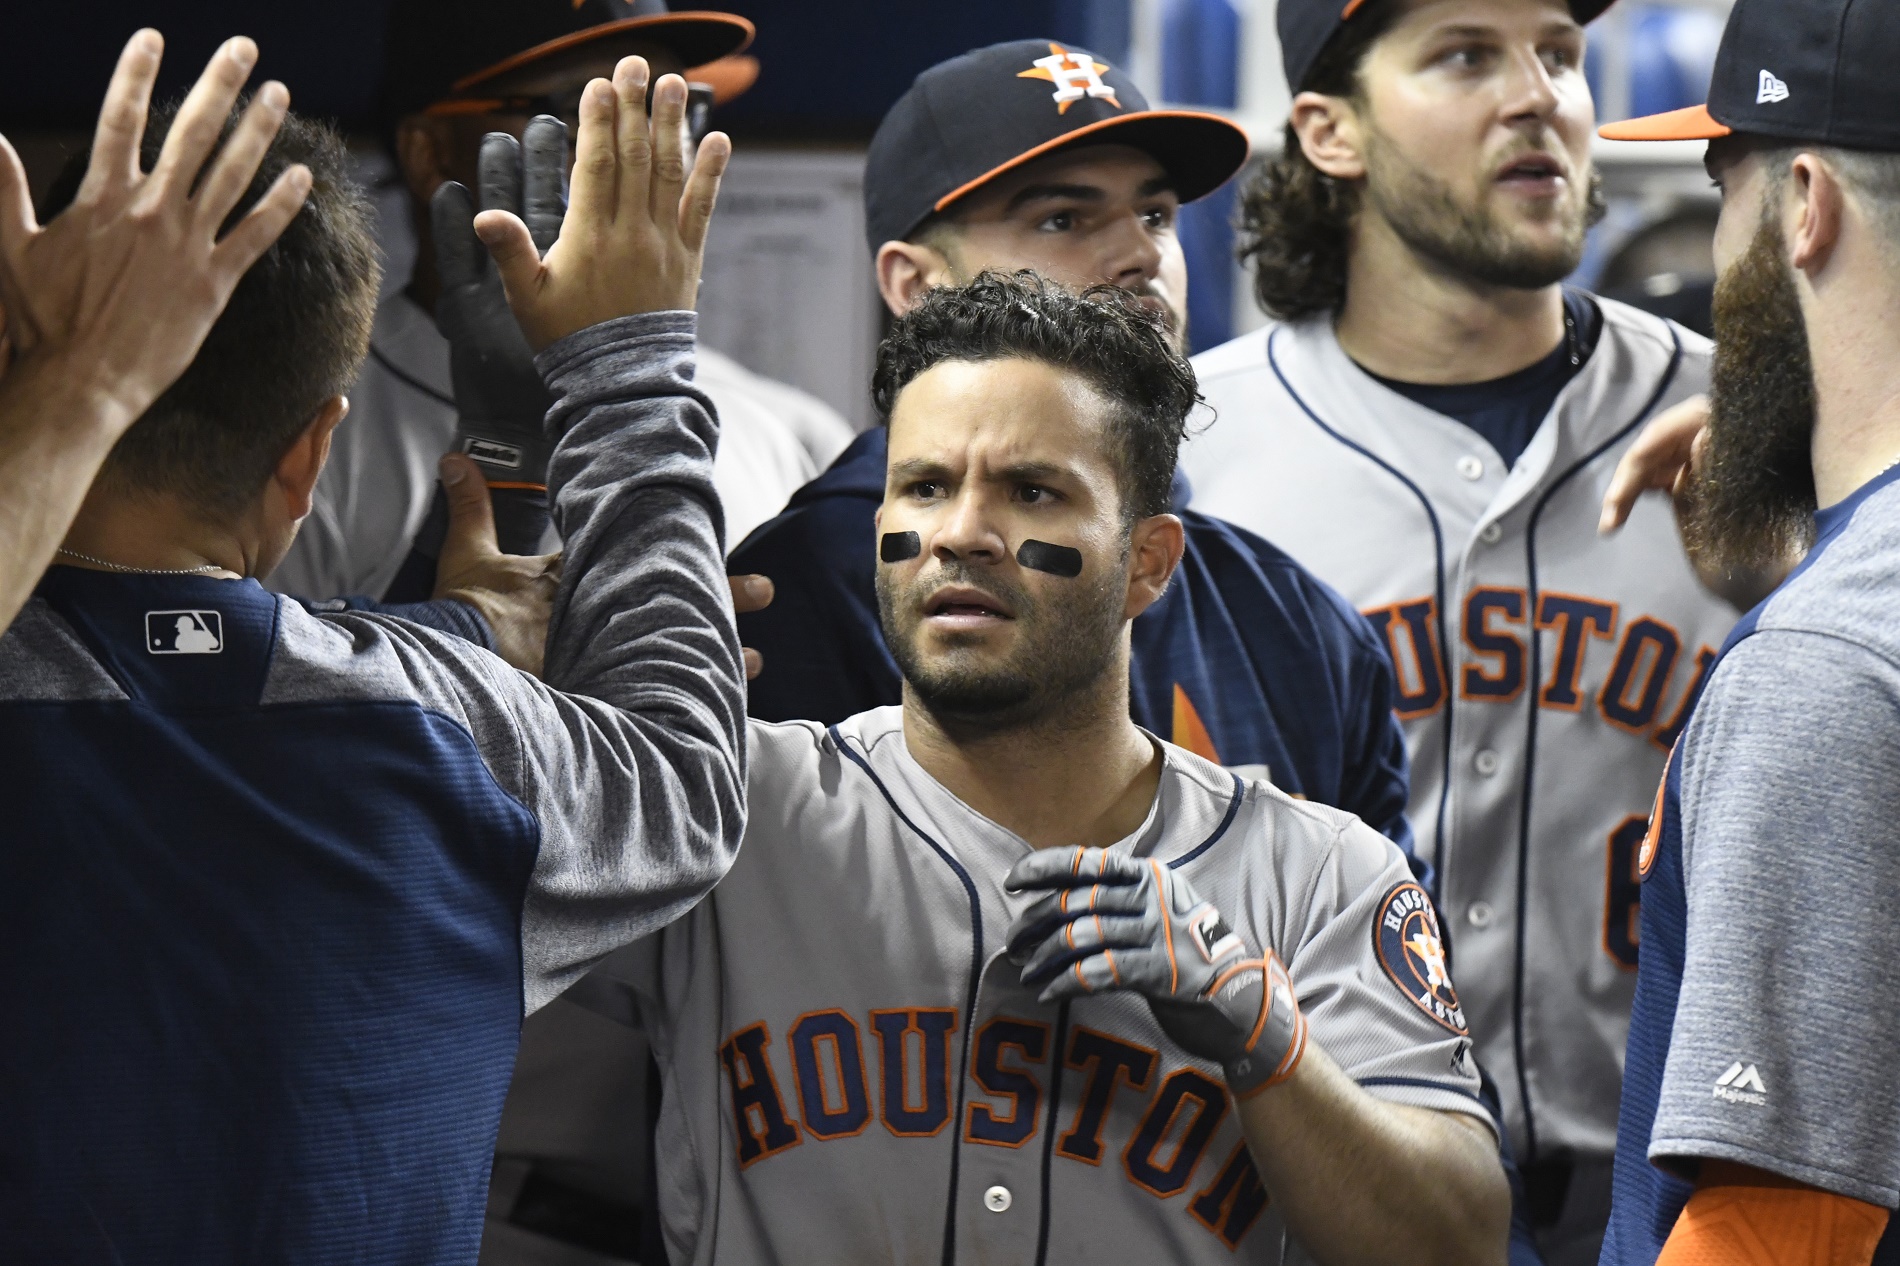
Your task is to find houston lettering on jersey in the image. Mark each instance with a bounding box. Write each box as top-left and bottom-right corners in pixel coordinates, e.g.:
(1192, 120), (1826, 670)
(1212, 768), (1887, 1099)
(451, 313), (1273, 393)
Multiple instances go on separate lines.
(1365, 588), (1718, 750)
(719, 1007), (1271, 1250)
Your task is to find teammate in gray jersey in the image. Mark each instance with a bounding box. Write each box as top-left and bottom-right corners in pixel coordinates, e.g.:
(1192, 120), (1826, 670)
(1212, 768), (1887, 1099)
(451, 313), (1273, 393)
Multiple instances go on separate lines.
(569, 272), (1509, 1265)
(1176, 1), (1761, 1258)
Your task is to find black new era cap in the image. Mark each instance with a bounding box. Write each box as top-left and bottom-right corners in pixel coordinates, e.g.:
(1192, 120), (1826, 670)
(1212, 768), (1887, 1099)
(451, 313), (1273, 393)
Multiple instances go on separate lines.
(380, 0), (753, 123)
(1278, 0), (1617, 96)
(863, 40), (1251, 254)
(1600, 0), (1900, 149)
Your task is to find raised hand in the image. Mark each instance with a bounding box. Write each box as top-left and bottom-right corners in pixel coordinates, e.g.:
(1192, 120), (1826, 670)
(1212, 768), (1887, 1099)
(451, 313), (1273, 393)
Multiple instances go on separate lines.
(472, 59), (731, 351)
(431, 116), (567, 553)
(1005, 847), (1307, 1097)
(0, 30), (308, 424)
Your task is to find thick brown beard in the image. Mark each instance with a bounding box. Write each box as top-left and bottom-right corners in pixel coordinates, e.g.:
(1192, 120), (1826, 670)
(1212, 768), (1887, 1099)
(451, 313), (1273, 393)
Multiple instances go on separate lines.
(1680, 213), (1818, 574)
(1361, 130), (1600, 290)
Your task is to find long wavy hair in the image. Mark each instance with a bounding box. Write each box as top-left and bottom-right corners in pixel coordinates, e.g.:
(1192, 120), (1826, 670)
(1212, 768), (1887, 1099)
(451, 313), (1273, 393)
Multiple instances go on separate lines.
(1236, 1), (1404, 322)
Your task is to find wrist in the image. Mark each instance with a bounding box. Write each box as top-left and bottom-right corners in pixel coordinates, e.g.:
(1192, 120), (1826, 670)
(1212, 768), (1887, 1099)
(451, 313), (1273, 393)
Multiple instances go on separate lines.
(4, 345), (147, 446)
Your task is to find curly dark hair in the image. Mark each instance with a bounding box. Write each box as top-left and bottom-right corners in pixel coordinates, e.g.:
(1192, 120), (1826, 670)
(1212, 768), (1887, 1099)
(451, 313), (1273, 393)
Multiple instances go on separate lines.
(872, 272), (1200, 521)
(41, 100), (380, 519)
(1236, 0), (1405, 322)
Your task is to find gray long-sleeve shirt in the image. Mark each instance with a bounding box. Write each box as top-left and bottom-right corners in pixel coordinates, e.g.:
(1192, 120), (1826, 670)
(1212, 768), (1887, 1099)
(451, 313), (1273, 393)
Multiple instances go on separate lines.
(0, 312), (745, 1265)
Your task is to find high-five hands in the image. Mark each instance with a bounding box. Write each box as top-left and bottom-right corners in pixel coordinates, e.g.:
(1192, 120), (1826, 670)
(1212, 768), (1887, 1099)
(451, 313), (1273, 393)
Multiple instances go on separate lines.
(473, 60), (731, 351)
(1006, 847), (1307, 1097)
(0, 30), (308, 421)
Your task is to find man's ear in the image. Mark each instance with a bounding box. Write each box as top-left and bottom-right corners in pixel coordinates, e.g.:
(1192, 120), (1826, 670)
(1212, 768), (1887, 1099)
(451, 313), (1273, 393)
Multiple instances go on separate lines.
(395, 116), (451, 207)
(1289, 91), (1367, 182)
(1786, 152), (1846, 278)
(274, 396), (349, 523)
(876, 239), (954, 316)
(1123, 512), (1187, 622)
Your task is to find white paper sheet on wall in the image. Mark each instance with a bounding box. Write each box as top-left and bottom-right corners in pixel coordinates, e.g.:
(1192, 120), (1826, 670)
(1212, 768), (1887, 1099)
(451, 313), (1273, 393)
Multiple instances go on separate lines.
(696, 147), (883, 433)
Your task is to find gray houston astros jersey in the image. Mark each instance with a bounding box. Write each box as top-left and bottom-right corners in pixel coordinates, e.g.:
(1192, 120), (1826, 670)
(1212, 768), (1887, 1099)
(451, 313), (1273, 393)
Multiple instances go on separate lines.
(1181, 299), (1735, 1165)
(573, 708), (1487, 1264)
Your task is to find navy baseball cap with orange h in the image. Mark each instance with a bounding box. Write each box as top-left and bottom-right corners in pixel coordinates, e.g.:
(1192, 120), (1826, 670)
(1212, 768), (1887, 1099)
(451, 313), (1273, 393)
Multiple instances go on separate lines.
(1599, 0), (1900, 149)
(864, 40), (1252, 253)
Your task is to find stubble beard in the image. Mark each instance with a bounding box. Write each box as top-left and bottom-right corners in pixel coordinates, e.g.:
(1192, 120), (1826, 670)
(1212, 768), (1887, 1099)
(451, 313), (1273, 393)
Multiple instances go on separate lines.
(876, 556), (1129, 736)
(1679, 212), (1818, 574)
(1361, 129), (1597, 291)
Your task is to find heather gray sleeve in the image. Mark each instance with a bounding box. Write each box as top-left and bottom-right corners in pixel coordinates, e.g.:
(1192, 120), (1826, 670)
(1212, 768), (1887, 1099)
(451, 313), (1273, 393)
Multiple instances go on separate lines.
(1651, 631), (1900, 1206)
(507, 311), (744, 1008)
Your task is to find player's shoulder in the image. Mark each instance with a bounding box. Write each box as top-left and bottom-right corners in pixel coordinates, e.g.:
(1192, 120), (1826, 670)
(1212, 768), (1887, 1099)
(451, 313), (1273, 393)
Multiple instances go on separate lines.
(1746, 478), (1900, 668)
(1154, 739), (1397, 886)
(1188, 323), (1277, 385)
(1590, 292), (1713, 365)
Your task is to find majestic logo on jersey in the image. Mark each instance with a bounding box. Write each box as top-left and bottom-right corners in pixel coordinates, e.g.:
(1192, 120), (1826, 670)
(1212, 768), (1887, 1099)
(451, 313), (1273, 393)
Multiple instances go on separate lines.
(1017, 44), (1121, 113)
(145, 610), (223, 655)
(1713, 1061), (1767, 1105)
(1374, 883), (1466, 1034)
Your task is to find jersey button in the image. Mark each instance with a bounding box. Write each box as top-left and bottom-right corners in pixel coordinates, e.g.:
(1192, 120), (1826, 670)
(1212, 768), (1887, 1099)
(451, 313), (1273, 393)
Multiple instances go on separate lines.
(1479, 522), (1503, 545)
(984, 1185), (1013, 1213)
(1457, 455), (1485, 481)
(1468, 901), (1495, 928)
(1474, 749), (1501, 776)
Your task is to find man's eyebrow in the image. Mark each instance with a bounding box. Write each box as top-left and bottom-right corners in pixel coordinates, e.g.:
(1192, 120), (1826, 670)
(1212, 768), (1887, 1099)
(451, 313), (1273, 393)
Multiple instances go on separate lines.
(991, 460), (1073, 484)
(887, 457), (950, 483)
(1004, 182), (1107, 214)
(1138, 174), (1177, 199)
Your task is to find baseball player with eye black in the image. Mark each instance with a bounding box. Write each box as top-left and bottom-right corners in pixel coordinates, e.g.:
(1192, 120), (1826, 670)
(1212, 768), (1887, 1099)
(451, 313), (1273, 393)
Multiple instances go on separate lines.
(1178, 0), (1760, 1259)
(567, 272), (1510, 1265)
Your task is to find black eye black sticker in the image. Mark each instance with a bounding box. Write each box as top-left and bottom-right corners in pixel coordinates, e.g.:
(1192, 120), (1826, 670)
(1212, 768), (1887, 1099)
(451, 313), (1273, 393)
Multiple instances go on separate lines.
(879, 531), (921, 563)
(1016, 539), (1082, 578)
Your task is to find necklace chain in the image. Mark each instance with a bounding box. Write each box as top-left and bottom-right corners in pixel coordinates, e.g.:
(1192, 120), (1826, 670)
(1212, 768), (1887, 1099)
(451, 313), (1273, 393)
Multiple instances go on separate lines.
(55, 547), (223, 576)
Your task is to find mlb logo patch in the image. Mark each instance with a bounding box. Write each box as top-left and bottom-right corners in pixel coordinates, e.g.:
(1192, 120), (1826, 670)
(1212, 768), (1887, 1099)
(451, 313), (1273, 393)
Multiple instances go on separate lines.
(146, 610), (223, 655)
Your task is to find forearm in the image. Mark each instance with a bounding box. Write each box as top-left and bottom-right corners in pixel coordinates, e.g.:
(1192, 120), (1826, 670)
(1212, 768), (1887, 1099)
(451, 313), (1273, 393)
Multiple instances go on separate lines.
(1236, 1041), (1509, 1266)
(0, 352), (137, 632)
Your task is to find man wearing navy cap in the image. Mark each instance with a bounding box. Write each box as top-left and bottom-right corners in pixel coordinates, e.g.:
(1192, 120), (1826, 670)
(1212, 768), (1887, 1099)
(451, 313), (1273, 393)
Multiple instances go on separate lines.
(732, 38), (1421, 864)
(1594, 1), (1900, 1262)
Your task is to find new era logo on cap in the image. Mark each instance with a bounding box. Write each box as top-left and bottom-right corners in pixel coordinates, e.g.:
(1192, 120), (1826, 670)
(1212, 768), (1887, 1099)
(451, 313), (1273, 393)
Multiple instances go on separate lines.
(1756, 69), (1789, 104)
(146, 610), (223, 655)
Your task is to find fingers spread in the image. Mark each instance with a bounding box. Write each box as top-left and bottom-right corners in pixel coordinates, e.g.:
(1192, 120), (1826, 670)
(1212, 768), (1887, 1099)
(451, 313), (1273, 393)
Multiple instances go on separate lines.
(647, 74), (688, 220)
(193, 80), (289, 234)
(431, 181), (485, 294)
(565, 78), (620, 234)
(611, 57), (653, 218)
(679, 131), (730, 254)
(478, 131), (523, 217)
(83, 28), (163, 201)
(151, 36), (258, 197)
(211, 162), (308, 279)
(520, 115), (568, 254)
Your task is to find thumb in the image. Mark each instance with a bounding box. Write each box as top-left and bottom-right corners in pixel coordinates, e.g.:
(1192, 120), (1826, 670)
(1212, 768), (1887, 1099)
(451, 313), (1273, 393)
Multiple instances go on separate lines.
(473, 209), (544, 330)
(0, 133), (36, 261)
(437, 451), (498, 571)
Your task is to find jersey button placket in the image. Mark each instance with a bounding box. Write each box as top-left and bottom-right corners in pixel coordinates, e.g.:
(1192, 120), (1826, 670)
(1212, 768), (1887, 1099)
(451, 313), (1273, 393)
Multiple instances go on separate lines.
(1457, 454), (1486, 481)
(984, 1185), (1012, 1213)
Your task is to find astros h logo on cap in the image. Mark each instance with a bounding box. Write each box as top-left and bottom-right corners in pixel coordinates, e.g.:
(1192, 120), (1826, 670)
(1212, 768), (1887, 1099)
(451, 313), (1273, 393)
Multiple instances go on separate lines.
(861, 39), (1251, 254)
(1017, 44), (1121, 114)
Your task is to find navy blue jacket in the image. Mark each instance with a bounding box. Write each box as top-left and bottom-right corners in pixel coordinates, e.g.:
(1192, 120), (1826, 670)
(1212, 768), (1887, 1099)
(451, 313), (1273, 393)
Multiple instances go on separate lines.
(730, 428), (1414, 852)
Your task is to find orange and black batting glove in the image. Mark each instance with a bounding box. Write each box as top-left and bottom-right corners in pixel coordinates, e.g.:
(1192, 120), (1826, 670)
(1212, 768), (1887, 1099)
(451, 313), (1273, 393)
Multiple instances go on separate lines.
(1005, 846), (1307, 1098)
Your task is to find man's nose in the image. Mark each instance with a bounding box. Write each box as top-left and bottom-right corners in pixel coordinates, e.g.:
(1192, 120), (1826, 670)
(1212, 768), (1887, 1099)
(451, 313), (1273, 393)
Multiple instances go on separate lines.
(930, 487), (1010, 564)
(1100, 211), (1165, 289)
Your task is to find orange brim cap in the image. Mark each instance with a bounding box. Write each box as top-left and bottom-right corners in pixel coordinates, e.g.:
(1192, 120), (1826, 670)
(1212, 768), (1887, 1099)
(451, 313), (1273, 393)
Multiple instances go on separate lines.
(689, 54), (759, 105)
(1598, 104), (1732, 141)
